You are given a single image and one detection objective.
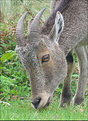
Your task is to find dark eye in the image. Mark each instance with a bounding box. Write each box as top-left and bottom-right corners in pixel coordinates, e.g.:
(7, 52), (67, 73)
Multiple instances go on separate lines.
(42, 54), (50, 64)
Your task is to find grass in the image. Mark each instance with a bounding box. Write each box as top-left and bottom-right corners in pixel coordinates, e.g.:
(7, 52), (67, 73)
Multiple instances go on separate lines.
(0, 96), (88, 120)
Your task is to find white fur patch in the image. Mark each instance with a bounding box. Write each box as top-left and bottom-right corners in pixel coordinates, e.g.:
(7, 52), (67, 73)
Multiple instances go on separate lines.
(55, 11), (64, 43)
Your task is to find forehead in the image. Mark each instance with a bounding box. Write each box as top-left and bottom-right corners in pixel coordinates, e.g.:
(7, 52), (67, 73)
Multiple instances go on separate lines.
(22, 35), (51, 59)
(21, 44), (38, 67)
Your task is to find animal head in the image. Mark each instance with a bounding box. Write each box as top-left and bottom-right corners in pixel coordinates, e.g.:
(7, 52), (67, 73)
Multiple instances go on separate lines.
(16, 8), (67, 109)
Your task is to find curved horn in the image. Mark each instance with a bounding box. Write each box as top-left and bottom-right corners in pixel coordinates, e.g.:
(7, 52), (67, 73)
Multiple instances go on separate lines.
(16, 12), (27, 46)
(28, 8), (45, 44)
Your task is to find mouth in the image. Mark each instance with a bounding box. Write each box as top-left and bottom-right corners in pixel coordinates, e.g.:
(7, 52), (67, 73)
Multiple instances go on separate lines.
(31, 96), (51, 109)
(43, 97), (51, 108)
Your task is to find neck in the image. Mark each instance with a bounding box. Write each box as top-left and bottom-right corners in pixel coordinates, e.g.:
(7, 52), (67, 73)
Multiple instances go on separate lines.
(59, 0), (87, 56)
(41, 0), (71, 35)
(41, 0), (87, 56)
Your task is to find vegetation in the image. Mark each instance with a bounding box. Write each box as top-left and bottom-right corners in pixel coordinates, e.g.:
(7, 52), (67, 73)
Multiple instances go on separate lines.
(0, 0), (88, 120)
(0, 98), (88, 120)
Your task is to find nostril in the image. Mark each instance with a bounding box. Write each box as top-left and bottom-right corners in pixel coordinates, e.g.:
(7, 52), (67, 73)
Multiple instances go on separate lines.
(31, 97), (41, 109)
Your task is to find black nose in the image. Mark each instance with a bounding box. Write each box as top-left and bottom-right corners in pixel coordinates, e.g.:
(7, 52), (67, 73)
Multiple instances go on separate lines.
(31, 98), (41, 109)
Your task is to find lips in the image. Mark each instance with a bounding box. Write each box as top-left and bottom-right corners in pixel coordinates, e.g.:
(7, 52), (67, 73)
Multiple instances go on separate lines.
(44, 97), (51, 108)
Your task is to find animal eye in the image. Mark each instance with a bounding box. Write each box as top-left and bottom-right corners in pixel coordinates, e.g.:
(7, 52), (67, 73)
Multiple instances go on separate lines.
(42, 54), (50, 64)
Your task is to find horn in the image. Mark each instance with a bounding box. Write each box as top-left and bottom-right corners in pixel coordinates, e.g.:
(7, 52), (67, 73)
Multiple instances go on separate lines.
(16, 12), (27, 46)
(28, 8), (45, 44)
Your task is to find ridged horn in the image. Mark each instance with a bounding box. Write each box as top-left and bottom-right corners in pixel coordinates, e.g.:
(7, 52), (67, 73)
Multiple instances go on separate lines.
(16, 12), (28, 46)
(28, 8), (46, 44)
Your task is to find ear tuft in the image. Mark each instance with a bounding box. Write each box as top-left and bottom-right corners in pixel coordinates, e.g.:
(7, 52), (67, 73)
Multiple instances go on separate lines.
(55, 11), (64, 43)
(49, 11), (64, 44)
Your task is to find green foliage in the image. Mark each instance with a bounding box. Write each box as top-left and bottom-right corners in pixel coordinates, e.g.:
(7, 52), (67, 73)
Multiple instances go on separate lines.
(0, 49), (30, 100)
(0, 22), (30, 101)
(0, 23), (16, 56)
(1, 50), (17, 63)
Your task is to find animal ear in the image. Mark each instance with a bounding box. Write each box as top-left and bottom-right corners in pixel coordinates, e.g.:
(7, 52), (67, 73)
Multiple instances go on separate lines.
(49, 11), (64, 44)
